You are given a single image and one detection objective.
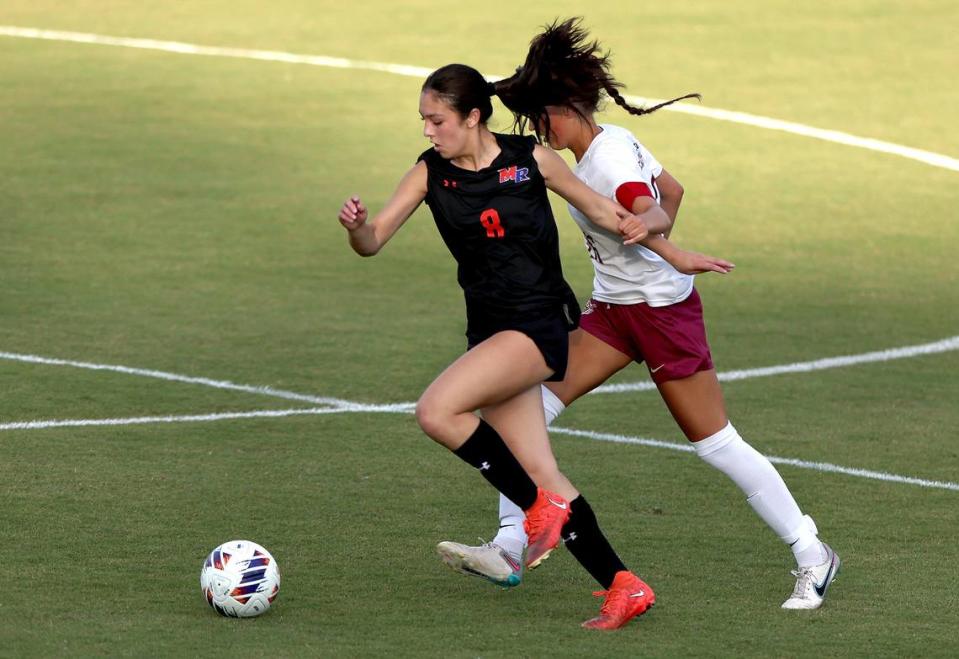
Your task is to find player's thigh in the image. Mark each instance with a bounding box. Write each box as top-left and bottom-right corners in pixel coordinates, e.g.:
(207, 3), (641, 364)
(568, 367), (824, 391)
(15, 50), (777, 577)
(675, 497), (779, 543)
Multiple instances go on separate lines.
(420, 330), (554, 415)
(546, 329), (632, 405)
(656, 369), (728, 441)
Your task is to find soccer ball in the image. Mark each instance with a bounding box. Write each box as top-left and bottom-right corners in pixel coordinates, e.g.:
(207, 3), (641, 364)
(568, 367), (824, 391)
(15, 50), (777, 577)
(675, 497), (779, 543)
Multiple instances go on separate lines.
(200, 540), (281, 617)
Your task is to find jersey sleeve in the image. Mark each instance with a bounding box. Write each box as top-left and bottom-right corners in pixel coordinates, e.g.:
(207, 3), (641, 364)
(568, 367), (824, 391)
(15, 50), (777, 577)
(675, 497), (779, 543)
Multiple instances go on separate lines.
(591, 140), (656, 200)
(637, 142), (663, 179)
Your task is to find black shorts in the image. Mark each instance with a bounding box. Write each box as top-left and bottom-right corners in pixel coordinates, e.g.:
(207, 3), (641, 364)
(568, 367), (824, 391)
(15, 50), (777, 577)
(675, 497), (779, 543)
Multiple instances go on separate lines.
(466, 302), (580, 382)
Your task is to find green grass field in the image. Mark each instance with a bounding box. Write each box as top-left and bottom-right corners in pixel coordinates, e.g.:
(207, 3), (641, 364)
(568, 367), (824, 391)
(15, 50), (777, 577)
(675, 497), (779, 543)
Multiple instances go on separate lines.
(2, 1), (958, 656)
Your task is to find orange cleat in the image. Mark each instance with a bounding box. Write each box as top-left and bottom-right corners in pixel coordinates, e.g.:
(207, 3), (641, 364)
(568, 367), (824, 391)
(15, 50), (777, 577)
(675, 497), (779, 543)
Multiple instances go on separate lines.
(523, 488), (571, 568)
(582, 570), (655, 630)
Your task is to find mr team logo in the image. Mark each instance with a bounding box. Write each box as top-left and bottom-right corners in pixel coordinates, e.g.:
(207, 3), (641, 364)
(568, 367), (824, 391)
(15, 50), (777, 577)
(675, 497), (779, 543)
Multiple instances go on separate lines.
(442, 164), (527, 189)
(498, 165), (530, 184)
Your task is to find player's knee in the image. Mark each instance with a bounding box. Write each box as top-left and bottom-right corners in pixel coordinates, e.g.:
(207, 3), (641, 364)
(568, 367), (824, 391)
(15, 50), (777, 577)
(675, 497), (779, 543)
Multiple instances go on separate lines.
(414, 396), (448, 442)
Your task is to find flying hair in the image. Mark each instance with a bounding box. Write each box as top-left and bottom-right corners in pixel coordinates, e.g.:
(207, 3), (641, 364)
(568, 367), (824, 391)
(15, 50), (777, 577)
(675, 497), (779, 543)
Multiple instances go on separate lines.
(492, 18), (700, 141)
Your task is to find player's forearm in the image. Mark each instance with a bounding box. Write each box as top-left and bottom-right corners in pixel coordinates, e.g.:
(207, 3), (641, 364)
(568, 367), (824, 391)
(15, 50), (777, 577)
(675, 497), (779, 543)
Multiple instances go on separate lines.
(659, 191), (681, 224)
(346, 223), (382, 256)
(658, 197), (680, 239)
(639, 234), (683, 264)
(656, 172), (684, 239)
(581, 195), (624, 233)
(636, 203), (672, 236)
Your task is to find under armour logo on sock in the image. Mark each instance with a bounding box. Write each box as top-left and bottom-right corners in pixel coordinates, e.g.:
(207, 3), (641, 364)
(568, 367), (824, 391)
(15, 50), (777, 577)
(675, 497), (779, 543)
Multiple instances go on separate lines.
(564, 531), (578, 543)
(479, 461), (491, 471)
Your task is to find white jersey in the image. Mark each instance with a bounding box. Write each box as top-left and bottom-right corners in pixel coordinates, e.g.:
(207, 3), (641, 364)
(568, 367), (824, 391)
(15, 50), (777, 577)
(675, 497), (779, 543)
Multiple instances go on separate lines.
(568, 124), (693, 306)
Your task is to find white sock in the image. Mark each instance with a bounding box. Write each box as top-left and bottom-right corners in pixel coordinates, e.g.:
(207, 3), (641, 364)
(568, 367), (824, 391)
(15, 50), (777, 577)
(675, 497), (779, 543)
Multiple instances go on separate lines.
(694, 422), (827, 567)
(493, 494), (528, 552)
(541, 385), (566, 425)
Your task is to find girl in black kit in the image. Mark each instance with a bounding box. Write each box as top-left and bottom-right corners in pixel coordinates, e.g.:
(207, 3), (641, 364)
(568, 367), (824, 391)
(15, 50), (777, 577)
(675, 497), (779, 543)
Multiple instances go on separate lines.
(338, 63), (725, 628)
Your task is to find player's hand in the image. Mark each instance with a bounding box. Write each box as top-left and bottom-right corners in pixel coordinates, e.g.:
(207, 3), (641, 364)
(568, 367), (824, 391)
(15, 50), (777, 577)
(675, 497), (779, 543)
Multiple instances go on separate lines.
(671, 250), (735, 275)
(618, 214), (649, 245)
(338, 196), (368, 231)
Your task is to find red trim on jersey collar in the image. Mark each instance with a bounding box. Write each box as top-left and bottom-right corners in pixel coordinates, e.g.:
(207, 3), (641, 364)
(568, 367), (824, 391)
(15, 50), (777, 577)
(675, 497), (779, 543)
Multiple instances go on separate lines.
(615, 181), (654, 210)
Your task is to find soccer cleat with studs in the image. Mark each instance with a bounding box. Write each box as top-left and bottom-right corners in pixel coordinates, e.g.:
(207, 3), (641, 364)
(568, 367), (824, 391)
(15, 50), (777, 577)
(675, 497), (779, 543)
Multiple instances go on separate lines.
(582, 570), (656, 630)
(436, 540), (524, 588)
(781, 542), (841, 610)
(523, 488), (571, 569)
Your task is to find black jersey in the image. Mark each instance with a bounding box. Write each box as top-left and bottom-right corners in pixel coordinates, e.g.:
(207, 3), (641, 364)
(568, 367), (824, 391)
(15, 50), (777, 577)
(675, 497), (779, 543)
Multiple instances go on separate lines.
(418, 134), (578, 323)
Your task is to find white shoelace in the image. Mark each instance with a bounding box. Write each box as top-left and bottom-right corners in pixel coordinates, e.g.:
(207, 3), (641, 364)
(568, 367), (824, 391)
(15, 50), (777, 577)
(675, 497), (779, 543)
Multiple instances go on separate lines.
(789, 568), (814, 598)
(477, 538), (522, 569)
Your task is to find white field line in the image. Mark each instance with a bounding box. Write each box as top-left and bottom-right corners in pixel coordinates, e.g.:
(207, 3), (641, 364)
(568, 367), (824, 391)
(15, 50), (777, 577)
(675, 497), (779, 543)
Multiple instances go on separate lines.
(0, 404), (414, 431)
(2, 403), (956, 492)
(0, 351), (359, 407)
(5, 335), (958, 409)
(593, 334), (959, 394)
(2, 25), (958, 173)
(621, 94), (959, 172)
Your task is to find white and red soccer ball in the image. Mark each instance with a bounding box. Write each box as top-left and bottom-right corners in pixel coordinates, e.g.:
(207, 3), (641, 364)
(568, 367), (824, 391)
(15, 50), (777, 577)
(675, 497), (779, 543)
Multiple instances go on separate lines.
(200, 540), (280, 617)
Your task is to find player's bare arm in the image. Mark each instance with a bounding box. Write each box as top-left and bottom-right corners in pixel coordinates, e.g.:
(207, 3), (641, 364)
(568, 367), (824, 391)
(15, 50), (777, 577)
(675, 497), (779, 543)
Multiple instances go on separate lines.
(339, 161), (428, 256)
(642, 234), (735, 275)
(533, 145), (648, 244)
(655, 168), (684, 238)
(629, 194), (673, 236)
(629, 186), (733, 274)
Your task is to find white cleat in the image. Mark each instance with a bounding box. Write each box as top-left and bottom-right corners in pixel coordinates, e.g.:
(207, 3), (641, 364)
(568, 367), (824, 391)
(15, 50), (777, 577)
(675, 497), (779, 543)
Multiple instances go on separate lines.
(781, 542), (841, 610)
(436, 540), (524, 588)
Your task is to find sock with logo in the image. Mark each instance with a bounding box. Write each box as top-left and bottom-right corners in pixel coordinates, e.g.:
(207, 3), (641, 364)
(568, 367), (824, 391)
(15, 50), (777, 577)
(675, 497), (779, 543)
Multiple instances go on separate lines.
(452, 419), (538, 511)
(693, 422), (827, 568)
(494, 494), (529, 549)
(560, 495), (627, 589)
(541, 385), (566, 425)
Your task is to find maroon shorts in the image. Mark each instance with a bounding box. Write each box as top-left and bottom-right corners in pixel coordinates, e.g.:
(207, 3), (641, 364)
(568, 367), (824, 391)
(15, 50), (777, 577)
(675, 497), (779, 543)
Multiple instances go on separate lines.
(579, 288), (714, 384)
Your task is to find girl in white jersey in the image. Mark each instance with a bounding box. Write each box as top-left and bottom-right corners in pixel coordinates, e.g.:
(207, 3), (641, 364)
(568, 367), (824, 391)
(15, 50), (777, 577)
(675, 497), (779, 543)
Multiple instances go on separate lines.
(436, 18), (840, 612)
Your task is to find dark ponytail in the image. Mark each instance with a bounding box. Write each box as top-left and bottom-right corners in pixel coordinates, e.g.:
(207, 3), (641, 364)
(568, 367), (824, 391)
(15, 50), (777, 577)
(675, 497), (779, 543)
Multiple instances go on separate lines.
(605, 85), (701, 117)
(495, 18), (699, 140)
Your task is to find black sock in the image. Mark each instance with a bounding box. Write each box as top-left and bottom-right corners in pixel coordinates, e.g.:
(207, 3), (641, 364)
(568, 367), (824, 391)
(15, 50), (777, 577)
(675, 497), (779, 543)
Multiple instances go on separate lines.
(561, 495), (628, 589)
(453, 419), (538, 510)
